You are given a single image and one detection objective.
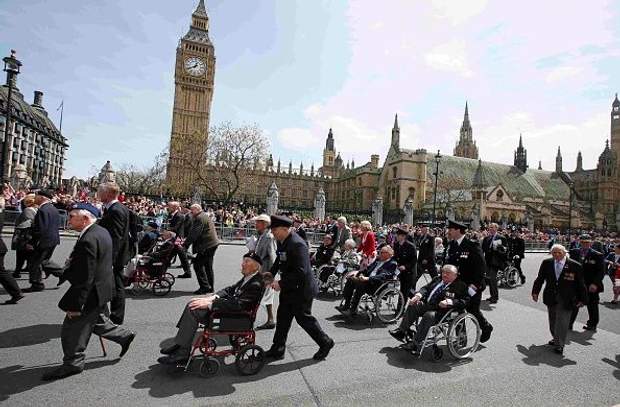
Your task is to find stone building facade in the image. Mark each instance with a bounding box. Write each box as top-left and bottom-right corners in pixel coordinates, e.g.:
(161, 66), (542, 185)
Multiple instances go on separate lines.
(0, 78), (68, 187)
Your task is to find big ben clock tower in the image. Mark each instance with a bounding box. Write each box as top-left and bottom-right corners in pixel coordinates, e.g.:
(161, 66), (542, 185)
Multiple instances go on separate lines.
(166, 0), (215, 190)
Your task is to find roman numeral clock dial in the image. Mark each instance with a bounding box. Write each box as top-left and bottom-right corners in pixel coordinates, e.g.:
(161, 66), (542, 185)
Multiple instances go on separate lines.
(184, 56), (206, 76)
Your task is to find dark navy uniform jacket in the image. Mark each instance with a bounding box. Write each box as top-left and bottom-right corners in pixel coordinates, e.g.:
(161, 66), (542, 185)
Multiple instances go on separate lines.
(271, 231), (318, 303)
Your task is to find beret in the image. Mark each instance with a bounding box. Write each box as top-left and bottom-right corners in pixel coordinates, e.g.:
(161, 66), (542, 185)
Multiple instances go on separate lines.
(243, 251), (263, 266)
(70, 202), (101, 218)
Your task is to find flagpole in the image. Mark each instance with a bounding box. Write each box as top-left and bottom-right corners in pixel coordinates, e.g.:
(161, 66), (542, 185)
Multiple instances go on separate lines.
(59, 101), (64, 133)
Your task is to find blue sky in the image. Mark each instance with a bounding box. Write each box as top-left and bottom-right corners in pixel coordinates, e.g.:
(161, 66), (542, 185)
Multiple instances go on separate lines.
(1, 0), (619, 177)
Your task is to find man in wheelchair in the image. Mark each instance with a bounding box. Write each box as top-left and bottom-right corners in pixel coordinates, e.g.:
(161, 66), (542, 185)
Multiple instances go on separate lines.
(311, 234), (336, 268)
(335, 245), (398, 317)
(157, 252), (266, 365)
(389, 264), (470, 355)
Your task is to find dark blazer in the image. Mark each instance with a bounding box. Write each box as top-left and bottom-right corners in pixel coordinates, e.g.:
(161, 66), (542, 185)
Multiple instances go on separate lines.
(361, 258), (398, 283)
(417, 277), (470, 310)
(569, 248), (605, 293)
(444, 237), (486, 291)
(58, 224), (115, 313)
(532, 257), (587, 310)
(417, 233), (436, 270)
(393, 239), (417, 275)
(482, 234), (508, 269)
(168, 211), (185, 237)
(98, 201), (132, 270)
(271, 231), (318, 303)
(296, 226), (308, 242)
(507, 236), (525, 259)
(184, 211), (219, 254)
(182, 213), (193, 239)
(31, 202), (60, 249)
(212, 272), (264, 313)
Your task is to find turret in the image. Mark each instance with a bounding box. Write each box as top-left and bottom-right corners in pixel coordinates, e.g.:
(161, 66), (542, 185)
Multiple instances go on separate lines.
(555, 146), (562, 173)
(391, 114), (400, 151)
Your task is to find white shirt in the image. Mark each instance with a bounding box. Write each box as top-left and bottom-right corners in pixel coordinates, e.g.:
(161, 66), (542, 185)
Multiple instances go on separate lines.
(554, 257), (566, 281)
(453, 235), (465, 247)
(369, 261), (385, 277)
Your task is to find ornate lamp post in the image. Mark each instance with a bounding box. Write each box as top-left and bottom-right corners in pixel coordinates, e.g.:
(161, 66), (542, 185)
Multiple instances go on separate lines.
(2, 50), (22, 181)
(431, 150), (441, 226)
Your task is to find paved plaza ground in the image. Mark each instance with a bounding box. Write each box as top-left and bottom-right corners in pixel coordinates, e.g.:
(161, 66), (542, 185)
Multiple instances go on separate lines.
(0, 238), (618, 406)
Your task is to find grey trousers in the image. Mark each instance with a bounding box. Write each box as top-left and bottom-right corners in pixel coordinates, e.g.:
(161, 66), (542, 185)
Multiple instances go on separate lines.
(547, 303), (572, 347)
(399, 302), (441, 344)
(174, 304), (210, 353)
(61, 305), (132, 368)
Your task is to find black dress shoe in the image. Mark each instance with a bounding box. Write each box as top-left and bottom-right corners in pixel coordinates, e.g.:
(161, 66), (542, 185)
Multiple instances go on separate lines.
(401, 341), (420, 355)
(389, 328), (406, 343)
(520, 275), (526, 284)
(193, 288), (207, 295)
(265, 346), (285, 360)
(547, 340), (556, 346)
(553, 346), (564, 355)
(119, 332), (136, 358)
(42, 365), (83, 381)
(160, 344), (180, 355)
(12, 271), (21, 278)
(485, 298), (498, 304)
(4, 295), (24, 305)
(23, 285), (44, 293)
(157, 354), (189, 365)
(335, 305), (349, 313)
(583, 325), (597, 332)
(480, 324), (493, 343)
(255, 322), (276, 330)
(313, 338), (335, 360)
(177, 273), (192, 279)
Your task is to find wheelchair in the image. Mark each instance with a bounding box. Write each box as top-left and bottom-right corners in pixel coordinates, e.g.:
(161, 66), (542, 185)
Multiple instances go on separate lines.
(125, 240), (177, 296)
(316, 259), (359, 297)
(354, 278), (404, 324)
(182, 305), (266, 377)
(497, 255), (521, 288)
(408, 310), (481, 360)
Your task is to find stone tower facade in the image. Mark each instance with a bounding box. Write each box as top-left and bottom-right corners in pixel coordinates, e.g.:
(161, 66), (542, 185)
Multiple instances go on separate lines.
(611, 93), (620, 167)
(321, 128), (337, 178)
(513, 134), (528, 173)
(166, 0), (216, 190)
(453, 102), (479, 159)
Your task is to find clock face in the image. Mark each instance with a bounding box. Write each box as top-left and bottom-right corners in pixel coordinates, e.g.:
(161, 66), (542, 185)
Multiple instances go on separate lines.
(184, 57), (206, 76)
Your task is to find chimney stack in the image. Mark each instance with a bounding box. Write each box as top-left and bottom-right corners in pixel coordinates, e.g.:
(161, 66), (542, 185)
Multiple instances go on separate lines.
(370, 154), (379, 169)
(33, 91), (44, 108)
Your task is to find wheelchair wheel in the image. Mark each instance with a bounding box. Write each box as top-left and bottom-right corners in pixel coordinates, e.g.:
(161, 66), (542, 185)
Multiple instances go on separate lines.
(375, 286), (404, 324)
(152, 279), (172, 296)
(447, 313), (480, 359)
(164, 272), (176, 285)
(505, 267), (519, 288)
(200, 338), (217, 354)
(235, 345), (265, 376)
(130, 280), (150, 295)
(432, 345), (443, 361)
(199, 357), (220, 377)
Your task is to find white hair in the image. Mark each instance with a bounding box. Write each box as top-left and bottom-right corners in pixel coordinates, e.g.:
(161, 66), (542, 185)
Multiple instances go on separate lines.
(360, 220), (372, 230)
(337, 216), (347, 224)
(441, 264), (458, 274)
(190, 203), (203, 211)
(550, 244), (567, 255)
(344, 239), (357, 249)
(74, 209), (97, 222)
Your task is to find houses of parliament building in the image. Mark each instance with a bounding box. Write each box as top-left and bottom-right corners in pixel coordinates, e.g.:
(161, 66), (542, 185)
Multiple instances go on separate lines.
(166, 2), (620, 230)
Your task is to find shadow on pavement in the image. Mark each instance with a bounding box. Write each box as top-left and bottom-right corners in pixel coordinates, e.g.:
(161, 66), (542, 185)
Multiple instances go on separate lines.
(378, 346), (473, 372)
(516, 344), (577, 367)
(125, 290), (196, 300)
(330, 315), (391, 331)
(601, 355), (620, 381)
(0, 359), (120, 402)
(601, 302), (619, 310)
(0, 324), (61, 348)
(314, 292), (341, 303)
(132, 357), (320, 398)
(567, 330), (595, 346)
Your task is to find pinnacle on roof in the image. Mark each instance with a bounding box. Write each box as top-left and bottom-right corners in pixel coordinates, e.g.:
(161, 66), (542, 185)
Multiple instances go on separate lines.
(518, 133), (523, 148)
(464, 101), (469, 122)
(472, 159), (487, 188)
(393, 113), (399, 130)
(193, 0), (208, 17)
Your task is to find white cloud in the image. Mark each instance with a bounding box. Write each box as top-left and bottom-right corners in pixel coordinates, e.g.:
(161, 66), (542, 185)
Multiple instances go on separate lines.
(430, 0), (489, 25)
(425, 40), (473, 77)
(276, 128), (319, 151)
(545, 66), (583, 83)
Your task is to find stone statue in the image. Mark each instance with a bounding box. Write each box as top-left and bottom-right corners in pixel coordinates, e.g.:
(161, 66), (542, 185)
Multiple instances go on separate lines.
(98, 160), (116, 184)
(403, 198), (414, 226)
(470, 202), (481, 231)
(9, 163), (32, 191)
(314, 187), (326, 221)
(40, 175), (50, 189)
(372, 196), (383, 227)
(445, 204), (455, 222)
(192, 186), (202, 205)
(266, 181), (279, 215)
(524, 211), (533, 232)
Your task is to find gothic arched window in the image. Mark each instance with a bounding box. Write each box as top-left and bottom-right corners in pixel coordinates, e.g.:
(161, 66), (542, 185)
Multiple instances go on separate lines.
(496, 190), (504, 202)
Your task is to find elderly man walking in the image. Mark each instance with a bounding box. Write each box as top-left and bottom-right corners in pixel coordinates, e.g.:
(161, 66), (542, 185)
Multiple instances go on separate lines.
(251, 214), (277, 330)
(532, 244), (587, 356)
(184, 203), (220, 294)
